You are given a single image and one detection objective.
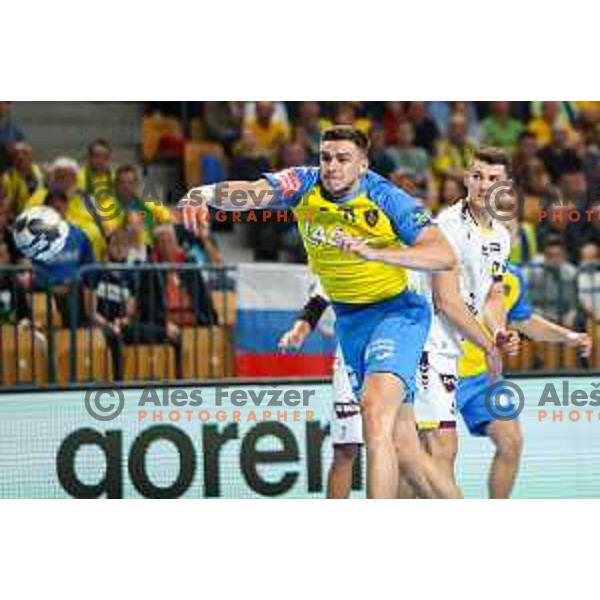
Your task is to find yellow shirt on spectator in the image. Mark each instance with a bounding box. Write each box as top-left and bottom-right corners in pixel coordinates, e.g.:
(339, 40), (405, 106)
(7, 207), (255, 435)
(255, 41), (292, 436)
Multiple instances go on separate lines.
(245, 119), (290, 156)
(2, 165), (44, 213)
(77, 166), (114, 197)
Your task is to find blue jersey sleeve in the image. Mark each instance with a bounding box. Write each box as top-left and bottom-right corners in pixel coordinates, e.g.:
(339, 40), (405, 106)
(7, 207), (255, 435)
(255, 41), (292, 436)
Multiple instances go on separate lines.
(262, 167), (319, 208)
(364, 171), (433, 245)
(507, 265), (533, 323)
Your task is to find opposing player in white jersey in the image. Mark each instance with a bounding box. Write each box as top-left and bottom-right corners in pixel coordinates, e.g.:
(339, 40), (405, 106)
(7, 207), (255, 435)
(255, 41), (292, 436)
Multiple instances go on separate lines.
(340, 147), (516, 493)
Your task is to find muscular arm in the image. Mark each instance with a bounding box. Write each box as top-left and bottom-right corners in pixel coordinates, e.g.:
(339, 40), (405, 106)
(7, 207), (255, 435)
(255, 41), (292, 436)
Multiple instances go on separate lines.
(483, 281), (507, 337)
(184, 180), (276, 211)
(516, 314), (582, 344)
(433, 268), (494, 352)
(340, 226), (457, 272)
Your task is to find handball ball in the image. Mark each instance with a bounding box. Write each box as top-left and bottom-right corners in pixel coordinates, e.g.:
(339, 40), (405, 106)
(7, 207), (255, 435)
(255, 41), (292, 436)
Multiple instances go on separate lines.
(13, 206), (69, 262)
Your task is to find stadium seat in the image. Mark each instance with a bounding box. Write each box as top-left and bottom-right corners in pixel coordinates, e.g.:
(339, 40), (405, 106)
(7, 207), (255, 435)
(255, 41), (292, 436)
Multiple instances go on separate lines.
(182, 326), (230, 379)
(0, 326), (48, 385)
(211, 291), (236, 326)
(190, 117), (204, 141)
(141, 114), (184, 163)
(32, 292), (61, 330)
(123, 345), (176, 381)
(184, 141), (227, 188)
(593, 322), (600, 369)
(54, 328), (112, 384)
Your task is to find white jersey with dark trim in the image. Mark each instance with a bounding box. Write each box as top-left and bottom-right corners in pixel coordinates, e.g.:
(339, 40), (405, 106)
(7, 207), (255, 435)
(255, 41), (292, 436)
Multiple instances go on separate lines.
(409, 199), (511, 357)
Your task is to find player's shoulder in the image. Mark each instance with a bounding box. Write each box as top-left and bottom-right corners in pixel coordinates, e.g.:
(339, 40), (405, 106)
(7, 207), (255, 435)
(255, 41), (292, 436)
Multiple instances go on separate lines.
(363, 170), (415, 206)
(435, 200), (463, 225)
(272, 166), (320, 189)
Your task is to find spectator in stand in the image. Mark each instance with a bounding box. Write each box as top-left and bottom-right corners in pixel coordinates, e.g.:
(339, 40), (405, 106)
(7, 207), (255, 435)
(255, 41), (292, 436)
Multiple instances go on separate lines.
(436, 176), (465, 213)
(150, 224), (218, 327)
(230, 128), (271, 180)
(538, 127), (582, 183)
(481, 101), (523, 150)
(322, 102), (371, 135)
(513, 131), (540, 189)
(433, 111), (477, 181)
(32, 190), (95, 326)
(504, 208), (538, 265)
(406, 101), (439, 156)
(27, 157), (106, 260)
(386, 121), (434, 199)
(529, 235), (578, 327)
(537, 197), (569, 251)
(428, 101), (481, 142)
(0, 102), (25, 174)
(295, 101), (322, 159)
(368, 124), (396, 178)
(1, 142), (44, 214)
(528, 101), (574, 147)
(242, 101), (289, 163)
(576, 239), (600, 325)
(78, 139), (114, 198)
(203, 102), (243, 154)
(0, 238), (34, 328)
(382, 102), (405, 146)
(244, 102), (289, 128)
(85, 228), (184, 380)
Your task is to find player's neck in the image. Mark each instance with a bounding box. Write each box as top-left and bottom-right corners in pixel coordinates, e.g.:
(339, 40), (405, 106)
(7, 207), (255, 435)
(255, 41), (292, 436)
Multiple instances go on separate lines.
(465, 197), (493, 229)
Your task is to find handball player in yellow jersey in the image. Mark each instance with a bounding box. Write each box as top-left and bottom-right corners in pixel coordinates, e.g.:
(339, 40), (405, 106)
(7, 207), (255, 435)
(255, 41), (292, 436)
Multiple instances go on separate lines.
(179, 126), (461, 498)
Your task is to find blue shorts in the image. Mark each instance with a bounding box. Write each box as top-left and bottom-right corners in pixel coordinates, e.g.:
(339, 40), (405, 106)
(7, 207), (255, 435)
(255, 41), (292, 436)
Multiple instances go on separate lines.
(457, 374), (520, 436)
(333, 290), (431, 404)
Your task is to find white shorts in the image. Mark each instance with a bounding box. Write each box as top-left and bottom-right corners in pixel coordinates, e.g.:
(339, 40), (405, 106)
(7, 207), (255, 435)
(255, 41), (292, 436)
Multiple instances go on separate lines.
(414, 351), (458, 429)
(330, 347), (363, 446)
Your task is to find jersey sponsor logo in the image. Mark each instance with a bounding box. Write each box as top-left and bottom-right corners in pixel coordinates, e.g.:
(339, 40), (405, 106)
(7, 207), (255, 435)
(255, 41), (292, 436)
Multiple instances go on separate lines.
(414, 210), (432, 227)
(440, 373), (458, 394)
(272, 169), (302, 198)
(334, 402), (361, 419)
(340, 207), (357, 224)
(364, 208), (379, 228)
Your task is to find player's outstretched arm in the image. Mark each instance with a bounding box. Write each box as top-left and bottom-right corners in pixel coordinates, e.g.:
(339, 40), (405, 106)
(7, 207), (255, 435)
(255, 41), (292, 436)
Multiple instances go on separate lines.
(338, 227), (457, 272)
(515, 314), (592, 357)
(182, 180), (276, 211)
(432, 268), (503, 380)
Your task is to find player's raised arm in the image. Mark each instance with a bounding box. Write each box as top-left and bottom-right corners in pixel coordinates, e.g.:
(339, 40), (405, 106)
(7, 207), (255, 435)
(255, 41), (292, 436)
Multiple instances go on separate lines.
(178, 167), (319, 233)
(182, 179), (275, 211)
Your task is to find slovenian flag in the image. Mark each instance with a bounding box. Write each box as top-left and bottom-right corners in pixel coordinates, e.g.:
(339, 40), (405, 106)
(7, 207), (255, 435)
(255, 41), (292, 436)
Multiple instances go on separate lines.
(235, 263), (335, 377)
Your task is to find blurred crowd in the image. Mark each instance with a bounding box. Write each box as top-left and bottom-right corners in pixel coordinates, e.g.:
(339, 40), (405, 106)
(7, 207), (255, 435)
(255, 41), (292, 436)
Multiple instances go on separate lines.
(2, 100), (600, 340)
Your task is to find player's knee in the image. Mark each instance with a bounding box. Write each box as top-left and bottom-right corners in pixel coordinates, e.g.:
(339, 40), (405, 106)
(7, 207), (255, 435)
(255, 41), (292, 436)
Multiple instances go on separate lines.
(491, 424), (523, 462)
(333, 444), (359, 468)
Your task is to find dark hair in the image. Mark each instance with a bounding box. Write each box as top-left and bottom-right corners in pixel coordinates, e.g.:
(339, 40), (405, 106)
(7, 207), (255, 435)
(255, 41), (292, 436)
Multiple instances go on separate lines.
(321, 126), (369, 154)
(45, 190), (68, 206)
(88, 138), (111, 155)
(115, 164), (138, 181)
(544, 235), (565, 251)
(472, 146), (513, 177)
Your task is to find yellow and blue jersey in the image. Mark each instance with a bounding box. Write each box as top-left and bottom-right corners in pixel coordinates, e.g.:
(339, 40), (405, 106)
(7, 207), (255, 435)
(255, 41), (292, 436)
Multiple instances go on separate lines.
(264, 167), (434, 305)
(458, 263), (534, 378)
